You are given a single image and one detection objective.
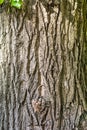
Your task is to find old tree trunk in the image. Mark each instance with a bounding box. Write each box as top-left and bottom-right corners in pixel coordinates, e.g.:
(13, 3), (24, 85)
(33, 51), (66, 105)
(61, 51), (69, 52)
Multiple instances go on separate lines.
(0, 0), (87, 130)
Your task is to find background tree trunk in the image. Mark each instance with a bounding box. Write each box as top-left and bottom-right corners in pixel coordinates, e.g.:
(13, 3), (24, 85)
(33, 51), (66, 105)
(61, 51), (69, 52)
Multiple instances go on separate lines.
(0, 0), (87, 130)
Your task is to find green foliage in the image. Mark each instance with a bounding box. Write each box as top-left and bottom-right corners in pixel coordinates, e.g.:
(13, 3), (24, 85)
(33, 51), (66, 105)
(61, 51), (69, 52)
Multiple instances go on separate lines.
(10, 0), (22, 9)
(0, 0), (4, 4)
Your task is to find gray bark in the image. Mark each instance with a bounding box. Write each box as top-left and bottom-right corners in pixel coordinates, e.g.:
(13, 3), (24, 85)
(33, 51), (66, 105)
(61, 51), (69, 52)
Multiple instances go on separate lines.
(0, 0), (87, 130)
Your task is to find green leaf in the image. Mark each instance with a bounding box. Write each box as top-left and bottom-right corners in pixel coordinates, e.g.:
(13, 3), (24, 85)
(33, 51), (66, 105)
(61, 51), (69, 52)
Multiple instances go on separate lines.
(0, 0), (4, 4)
(11, 0), (22, 9)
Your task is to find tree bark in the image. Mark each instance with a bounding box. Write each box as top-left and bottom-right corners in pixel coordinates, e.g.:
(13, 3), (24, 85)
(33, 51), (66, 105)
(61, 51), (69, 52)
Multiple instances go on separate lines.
(0, 0), (87, 130)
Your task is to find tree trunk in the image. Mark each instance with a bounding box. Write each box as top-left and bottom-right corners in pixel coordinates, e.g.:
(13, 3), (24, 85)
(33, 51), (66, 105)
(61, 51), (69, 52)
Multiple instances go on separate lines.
(0, 0), (87, 130)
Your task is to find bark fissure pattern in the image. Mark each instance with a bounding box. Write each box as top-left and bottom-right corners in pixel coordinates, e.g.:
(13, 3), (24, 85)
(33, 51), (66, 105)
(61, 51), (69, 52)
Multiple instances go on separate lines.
(0, 0), (87, 130)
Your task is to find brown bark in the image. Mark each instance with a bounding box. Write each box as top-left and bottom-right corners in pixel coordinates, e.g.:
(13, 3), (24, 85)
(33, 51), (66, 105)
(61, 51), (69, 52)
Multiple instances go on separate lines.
(0, 0), (87, 130)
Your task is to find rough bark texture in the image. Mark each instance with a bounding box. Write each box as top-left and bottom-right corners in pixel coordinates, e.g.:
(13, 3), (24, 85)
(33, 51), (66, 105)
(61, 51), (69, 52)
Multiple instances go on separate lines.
(0, 0), (87, 130)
